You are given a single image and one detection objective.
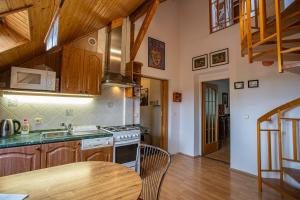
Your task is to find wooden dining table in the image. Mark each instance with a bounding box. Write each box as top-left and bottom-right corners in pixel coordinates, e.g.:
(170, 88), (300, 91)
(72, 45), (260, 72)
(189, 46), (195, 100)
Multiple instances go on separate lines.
(0, 161), (142, 200)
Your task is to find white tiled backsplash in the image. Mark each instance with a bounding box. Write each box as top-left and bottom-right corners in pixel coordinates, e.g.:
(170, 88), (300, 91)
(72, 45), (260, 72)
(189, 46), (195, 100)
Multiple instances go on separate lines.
(0, 87), (137, 130)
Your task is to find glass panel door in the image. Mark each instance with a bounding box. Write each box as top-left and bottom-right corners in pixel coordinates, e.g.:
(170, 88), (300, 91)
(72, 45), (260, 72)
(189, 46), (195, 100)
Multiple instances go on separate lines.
(202, 83), (219, 155)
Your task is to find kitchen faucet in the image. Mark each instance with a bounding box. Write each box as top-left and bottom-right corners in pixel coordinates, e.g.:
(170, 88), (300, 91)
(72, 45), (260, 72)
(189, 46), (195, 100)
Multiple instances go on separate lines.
(60, 122), (73, 134)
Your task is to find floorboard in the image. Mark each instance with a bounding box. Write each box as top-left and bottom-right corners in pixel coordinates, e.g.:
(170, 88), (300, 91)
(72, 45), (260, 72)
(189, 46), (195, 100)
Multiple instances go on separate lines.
(159, 154), (285, 200)
(205, 140), (230, 163)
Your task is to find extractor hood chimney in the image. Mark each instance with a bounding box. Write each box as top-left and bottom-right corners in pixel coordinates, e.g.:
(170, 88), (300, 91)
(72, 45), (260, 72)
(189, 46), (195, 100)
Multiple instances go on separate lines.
(102, 18), (135, 88)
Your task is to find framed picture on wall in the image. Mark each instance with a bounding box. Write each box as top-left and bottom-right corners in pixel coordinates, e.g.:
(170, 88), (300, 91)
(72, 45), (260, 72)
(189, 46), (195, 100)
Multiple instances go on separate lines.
(209, 48), (229, 67)
(234, 81), (244, 89)
(248, 80), (259, 88)
(192, 54), (208, 71)
(148, 37), (165, 70)
(140, 88), (149, 106)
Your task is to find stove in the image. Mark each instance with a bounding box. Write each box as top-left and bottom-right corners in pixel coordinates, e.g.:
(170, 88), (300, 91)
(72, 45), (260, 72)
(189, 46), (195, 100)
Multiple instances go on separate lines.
(101, 125), (140, 143)
(101, 125), (141, 170)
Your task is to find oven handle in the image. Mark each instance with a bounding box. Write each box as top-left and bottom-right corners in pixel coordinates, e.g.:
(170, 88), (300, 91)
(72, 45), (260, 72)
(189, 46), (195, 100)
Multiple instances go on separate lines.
(114, 140), (140, 147)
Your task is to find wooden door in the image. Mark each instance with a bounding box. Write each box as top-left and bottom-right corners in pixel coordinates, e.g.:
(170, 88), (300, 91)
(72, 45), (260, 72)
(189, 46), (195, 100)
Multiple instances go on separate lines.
(0, 145), (41, 177)
(81, 147), (113, 162)
(160, 80), (168, 150)
(202, 83), (219, 155)
(41, 141), (81, 168)
(83, 50), (102, 95)
(61, 45), (85, 94)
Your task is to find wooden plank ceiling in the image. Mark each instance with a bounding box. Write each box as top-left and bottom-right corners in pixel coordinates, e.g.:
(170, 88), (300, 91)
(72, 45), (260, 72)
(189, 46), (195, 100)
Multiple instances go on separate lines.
(0, 0), (144, 71)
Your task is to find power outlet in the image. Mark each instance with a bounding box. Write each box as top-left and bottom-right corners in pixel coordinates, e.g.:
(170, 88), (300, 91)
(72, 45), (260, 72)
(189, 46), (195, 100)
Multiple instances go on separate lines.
(65, 109), (74, 117)
(34, 117), (43, 125)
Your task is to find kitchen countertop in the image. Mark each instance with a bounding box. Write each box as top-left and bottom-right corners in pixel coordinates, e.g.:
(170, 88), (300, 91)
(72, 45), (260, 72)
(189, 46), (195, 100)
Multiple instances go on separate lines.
(0, 129), (113, 149)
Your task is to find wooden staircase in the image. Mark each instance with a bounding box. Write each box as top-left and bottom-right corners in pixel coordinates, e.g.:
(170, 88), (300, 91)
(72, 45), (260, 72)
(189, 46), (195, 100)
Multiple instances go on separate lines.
(257, 98), (300, 199)
(240, 0), (300, 73)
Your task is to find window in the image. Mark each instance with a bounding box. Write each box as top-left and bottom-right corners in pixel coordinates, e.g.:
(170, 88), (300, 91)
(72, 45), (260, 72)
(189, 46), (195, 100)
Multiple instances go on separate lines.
(45, 13), (59, 51)
(209, 0), (240, 33)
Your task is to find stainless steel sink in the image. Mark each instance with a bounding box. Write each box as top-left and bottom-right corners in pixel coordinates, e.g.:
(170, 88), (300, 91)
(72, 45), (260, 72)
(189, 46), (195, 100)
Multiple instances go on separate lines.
(40, 130), (69, 139)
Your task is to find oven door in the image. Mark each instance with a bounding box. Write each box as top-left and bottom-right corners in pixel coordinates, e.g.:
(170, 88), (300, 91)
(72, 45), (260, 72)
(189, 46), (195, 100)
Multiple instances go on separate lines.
(114, 140), (139, 169)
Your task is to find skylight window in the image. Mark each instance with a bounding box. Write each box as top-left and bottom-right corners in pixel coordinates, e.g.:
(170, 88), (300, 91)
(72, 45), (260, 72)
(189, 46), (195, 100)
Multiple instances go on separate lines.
(44, 0), (64, 51)
(45, 13), (59, 51)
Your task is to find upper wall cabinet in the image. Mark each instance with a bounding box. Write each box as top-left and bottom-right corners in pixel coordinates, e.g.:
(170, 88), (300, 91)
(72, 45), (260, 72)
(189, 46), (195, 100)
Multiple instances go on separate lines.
(61, 45), (102, 95)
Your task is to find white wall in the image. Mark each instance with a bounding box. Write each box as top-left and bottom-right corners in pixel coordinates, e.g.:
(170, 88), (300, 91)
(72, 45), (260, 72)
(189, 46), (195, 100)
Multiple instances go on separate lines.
(135, 0), (180, 154)
(178, 0), (300, 175)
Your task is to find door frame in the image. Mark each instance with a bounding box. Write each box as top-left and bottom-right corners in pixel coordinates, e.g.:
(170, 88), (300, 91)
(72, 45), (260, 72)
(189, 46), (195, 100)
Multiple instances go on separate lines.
(141, 75), (169, 151)
(201, 82), (219, 155)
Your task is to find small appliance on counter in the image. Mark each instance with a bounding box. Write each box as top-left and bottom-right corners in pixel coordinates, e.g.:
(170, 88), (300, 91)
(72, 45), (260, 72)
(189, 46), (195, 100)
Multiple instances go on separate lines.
(0, 119), (21, 137)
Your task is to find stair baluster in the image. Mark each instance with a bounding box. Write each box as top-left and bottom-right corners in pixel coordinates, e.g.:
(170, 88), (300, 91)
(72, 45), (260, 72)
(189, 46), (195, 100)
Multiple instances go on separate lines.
(257, 98), (300, 199)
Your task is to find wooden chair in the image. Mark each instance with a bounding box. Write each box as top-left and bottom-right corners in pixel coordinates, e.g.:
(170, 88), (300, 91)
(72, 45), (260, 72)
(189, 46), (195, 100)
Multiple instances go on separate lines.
(136, 144), (171, 200)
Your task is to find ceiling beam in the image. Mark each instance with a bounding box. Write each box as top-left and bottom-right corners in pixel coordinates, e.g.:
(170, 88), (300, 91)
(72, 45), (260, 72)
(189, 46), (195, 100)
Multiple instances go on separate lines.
(130, 0), (160, 61)
(0, 5), (33, 17)
(130, 0), (152, 22)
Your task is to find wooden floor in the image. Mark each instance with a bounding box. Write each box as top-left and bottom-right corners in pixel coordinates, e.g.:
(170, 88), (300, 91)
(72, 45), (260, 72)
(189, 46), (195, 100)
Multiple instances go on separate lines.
(159, 154), (285, 200)
(205, 140), (230, 163)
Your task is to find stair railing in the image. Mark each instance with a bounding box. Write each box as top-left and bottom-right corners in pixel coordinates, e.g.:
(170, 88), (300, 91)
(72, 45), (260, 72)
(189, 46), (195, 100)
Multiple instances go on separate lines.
(240, 0), (300, 73)
(257, 98), (300, 192)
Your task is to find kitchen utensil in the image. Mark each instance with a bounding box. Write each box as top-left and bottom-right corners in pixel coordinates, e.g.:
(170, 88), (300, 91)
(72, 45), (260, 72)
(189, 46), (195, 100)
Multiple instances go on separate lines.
(0, 119), (21, 137)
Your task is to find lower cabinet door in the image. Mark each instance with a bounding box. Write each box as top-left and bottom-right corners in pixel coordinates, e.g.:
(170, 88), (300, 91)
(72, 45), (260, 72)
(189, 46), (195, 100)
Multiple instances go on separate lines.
(0, 145), (41, 177)
(81, 147), (113, 162)
(41, 141), (81, 168)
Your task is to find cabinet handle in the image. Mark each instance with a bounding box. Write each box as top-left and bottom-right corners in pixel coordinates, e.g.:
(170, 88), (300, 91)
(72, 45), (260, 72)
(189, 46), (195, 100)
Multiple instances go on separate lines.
(35, 146), (41, 151)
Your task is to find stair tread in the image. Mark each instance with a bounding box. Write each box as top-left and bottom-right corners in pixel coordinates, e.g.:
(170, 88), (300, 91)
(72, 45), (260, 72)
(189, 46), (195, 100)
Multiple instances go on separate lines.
(284, 167), (300, 183)
(262, 178), (300, 199)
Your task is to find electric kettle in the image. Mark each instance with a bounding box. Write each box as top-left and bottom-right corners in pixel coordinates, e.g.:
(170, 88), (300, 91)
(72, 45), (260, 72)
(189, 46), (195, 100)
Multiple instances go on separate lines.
(0, 119), (21, 137)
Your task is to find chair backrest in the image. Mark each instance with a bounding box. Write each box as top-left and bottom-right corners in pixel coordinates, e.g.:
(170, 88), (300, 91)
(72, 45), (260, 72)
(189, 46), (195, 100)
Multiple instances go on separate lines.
(136, 144), (171, 200)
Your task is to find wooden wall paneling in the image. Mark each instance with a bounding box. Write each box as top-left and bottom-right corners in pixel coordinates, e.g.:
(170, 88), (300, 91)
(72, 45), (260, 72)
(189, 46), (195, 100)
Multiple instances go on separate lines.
(0, 145), (41, 177)
(41, 141), (81, 168)
(0, 25), (28, 52)
(4, 10), (31, 40)
(0, 0), (144, 71)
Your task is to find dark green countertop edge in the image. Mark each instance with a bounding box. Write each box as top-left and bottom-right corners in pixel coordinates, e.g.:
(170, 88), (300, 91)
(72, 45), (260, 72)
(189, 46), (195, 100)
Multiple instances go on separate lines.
(0, 129), (113, 149)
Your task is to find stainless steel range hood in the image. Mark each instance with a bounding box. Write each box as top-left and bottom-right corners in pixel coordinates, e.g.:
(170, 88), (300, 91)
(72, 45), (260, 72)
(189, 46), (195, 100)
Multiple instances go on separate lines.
(102, 19), (135, 88)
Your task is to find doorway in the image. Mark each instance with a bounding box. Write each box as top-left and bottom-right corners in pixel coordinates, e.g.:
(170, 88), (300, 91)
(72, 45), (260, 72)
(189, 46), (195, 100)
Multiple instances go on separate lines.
(140, 76), (168, 150)
(202, 79), (230, 163)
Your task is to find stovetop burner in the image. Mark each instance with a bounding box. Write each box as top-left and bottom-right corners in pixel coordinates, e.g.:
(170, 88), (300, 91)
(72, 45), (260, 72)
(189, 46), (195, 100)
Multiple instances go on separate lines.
(101, 125), (140, 132)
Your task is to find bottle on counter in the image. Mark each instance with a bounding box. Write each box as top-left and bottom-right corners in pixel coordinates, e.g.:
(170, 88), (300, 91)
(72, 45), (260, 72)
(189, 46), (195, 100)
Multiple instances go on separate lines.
(21, 118), (30, 135)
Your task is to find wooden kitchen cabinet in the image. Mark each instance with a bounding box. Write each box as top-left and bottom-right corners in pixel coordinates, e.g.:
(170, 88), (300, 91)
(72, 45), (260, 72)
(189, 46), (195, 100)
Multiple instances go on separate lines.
(61, 45), (85, 94)
(81, 146), (113, 162)
(83, 50), (102, 95)
(0, 145), (41, 177)
(41, 141), (81, 168)
(61, 45), (102, 95)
